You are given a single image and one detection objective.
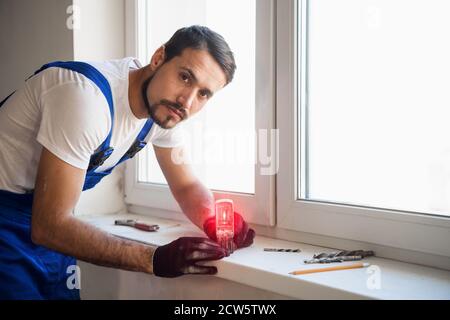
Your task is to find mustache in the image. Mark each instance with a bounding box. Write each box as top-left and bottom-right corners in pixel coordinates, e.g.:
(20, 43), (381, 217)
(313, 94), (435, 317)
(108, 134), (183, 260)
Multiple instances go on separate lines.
(159, 99), (188, 119)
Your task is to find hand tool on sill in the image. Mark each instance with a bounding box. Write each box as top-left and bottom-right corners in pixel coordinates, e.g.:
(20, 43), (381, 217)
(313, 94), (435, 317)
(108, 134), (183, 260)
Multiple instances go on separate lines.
(114, 219), (159, 232)
(303, 250), (374, 264)
(264, 248), (301, 253)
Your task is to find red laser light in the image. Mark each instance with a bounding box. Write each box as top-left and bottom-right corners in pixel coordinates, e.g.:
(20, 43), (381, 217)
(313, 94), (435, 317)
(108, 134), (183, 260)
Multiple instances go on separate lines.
(215, 199), (234, 253)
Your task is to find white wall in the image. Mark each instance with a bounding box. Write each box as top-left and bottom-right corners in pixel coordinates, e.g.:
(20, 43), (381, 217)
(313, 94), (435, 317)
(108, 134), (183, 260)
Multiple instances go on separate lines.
(0, 0), (74, 98)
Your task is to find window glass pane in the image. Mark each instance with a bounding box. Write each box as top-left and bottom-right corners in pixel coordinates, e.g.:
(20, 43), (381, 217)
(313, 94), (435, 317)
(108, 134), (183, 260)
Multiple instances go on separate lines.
(138, 0), (256, 194)
(299, 0), (450, 216)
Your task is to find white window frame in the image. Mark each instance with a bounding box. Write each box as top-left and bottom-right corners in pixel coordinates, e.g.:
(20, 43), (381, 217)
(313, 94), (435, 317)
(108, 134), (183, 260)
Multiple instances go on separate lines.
(277, 0), (450, 262)
(124, 0), (276, 226)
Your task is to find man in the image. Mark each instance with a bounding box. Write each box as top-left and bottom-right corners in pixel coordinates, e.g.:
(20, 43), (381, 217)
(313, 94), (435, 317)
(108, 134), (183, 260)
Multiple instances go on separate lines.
(0, 25), (255, 300)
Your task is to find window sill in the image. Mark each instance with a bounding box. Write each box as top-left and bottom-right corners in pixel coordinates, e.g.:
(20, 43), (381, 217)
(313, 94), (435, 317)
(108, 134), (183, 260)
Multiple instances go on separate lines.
(80, 211), (450, 300)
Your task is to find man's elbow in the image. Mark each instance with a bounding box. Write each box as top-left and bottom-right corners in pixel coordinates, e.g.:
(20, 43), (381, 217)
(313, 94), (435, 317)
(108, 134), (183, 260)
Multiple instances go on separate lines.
(30, 209), (65, 247)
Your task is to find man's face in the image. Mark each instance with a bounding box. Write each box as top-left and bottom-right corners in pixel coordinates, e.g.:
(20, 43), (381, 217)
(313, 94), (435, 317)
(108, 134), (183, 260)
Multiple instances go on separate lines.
(142, 48), (227, 129)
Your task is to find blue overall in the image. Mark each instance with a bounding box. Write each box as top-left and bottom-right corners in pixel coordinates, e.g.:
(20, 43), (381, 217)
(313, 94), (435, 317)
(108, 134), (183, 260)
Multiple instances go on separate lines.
(0, 61), (154, 299)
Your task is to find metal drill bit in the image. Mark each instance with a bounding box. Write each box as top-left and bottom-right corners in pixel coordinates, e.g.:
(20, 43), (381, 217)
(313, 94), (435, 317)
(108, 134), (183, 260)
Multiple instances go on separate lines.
(304, 255), (363, 264)
(264, 248), (301, 253)
(313, 250), (374, 259)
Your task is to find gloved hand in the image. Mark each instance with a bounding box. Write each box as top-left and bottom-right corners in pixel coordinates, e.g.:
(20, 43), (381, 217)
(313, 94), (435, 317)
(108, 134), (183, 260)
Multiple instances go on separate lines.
(203, 211), (255, 249)
(152, 237), (228, 278)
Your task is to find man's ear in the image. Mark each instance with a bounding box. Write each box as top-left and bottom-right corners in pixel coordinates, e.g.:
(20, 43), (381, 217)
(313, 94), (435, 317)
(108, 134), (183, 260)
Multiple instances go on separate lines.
(149, 45), (166, 71)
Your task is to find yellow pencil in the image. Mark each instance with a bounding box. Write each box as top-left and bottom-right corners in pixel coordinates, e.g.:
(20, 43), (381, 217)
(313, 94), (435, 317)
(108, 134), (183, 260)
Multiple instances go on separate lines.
(289, 262), (370, 275)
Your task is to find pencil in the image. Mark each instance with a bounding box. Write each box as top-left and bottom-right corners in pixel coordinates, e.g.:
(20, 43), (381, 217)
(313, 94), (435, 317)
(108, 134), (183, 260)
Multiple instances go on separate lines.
(289, 262), (370, 275)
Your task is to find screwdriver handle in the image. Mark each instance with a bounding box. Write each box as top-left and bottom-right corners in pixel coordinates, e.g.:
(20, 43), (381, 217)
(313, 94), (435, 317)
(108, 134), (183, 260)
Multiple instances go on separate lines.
(134, 222), (158, 232)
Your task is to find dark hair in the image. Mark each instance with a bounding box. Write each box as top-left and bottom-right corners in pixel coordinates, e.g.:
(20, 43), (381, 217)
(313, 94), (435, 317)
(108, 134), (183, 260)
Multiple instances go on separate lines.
(164, 25), (236, 85)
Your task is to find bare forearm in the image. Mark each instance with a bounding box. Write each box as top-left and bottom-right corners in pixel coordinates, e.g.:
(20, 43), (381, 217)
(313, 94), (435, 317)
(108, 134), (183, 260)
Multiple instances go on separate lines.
(173, 180), (215, 230)
(32, 215), (155, 274)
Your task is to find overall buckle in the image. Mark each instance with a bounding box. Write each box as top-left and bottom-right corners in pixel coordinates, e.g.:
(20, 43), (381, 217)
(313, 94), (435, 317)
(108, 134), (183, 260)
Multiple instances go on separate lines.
(88, 147), (114, 171)
(125, 140), (147, 159)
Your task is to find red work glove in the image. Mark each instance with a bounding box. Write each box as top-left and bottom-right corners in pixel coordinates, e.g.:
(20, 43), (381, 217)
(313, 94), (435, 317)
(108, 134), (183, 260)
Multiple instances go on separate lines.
(203, 211), (255, 249)
(152, 237), (227, 278)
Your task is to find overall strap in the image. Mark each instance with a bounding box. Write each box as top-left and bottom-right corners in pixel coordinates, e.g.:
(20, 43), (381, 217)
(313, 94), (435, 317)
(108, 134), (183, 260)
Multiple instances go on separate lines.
(115, 118), (154, 166)
(0, 92), (15, 109)
(34, 61), (115, 172)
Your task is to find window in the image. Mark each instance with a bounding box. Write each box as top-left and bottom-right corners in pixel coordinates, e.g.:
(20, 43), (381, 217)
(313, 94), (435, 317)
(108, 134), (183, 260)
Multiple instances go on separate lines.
(300, 0), (450, 217)
(126, 0), (450, 266)
(277, 0), (450, 261)
(125, 0), (276, 225)
(137, 0), (256, 194)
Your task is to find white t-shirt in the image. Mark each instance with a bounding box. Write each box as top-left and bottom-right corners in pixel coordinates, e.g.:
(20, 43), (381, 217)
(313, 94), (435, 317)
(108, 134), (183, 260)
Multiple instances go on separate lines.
(0, 57), (184, 194)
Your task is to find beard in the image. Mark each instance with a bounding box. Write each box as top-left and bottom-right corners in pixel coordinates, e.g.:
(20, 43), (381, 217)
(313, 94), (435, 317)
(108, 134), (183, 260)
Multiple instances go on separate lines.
(141, 75), (187, 129)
